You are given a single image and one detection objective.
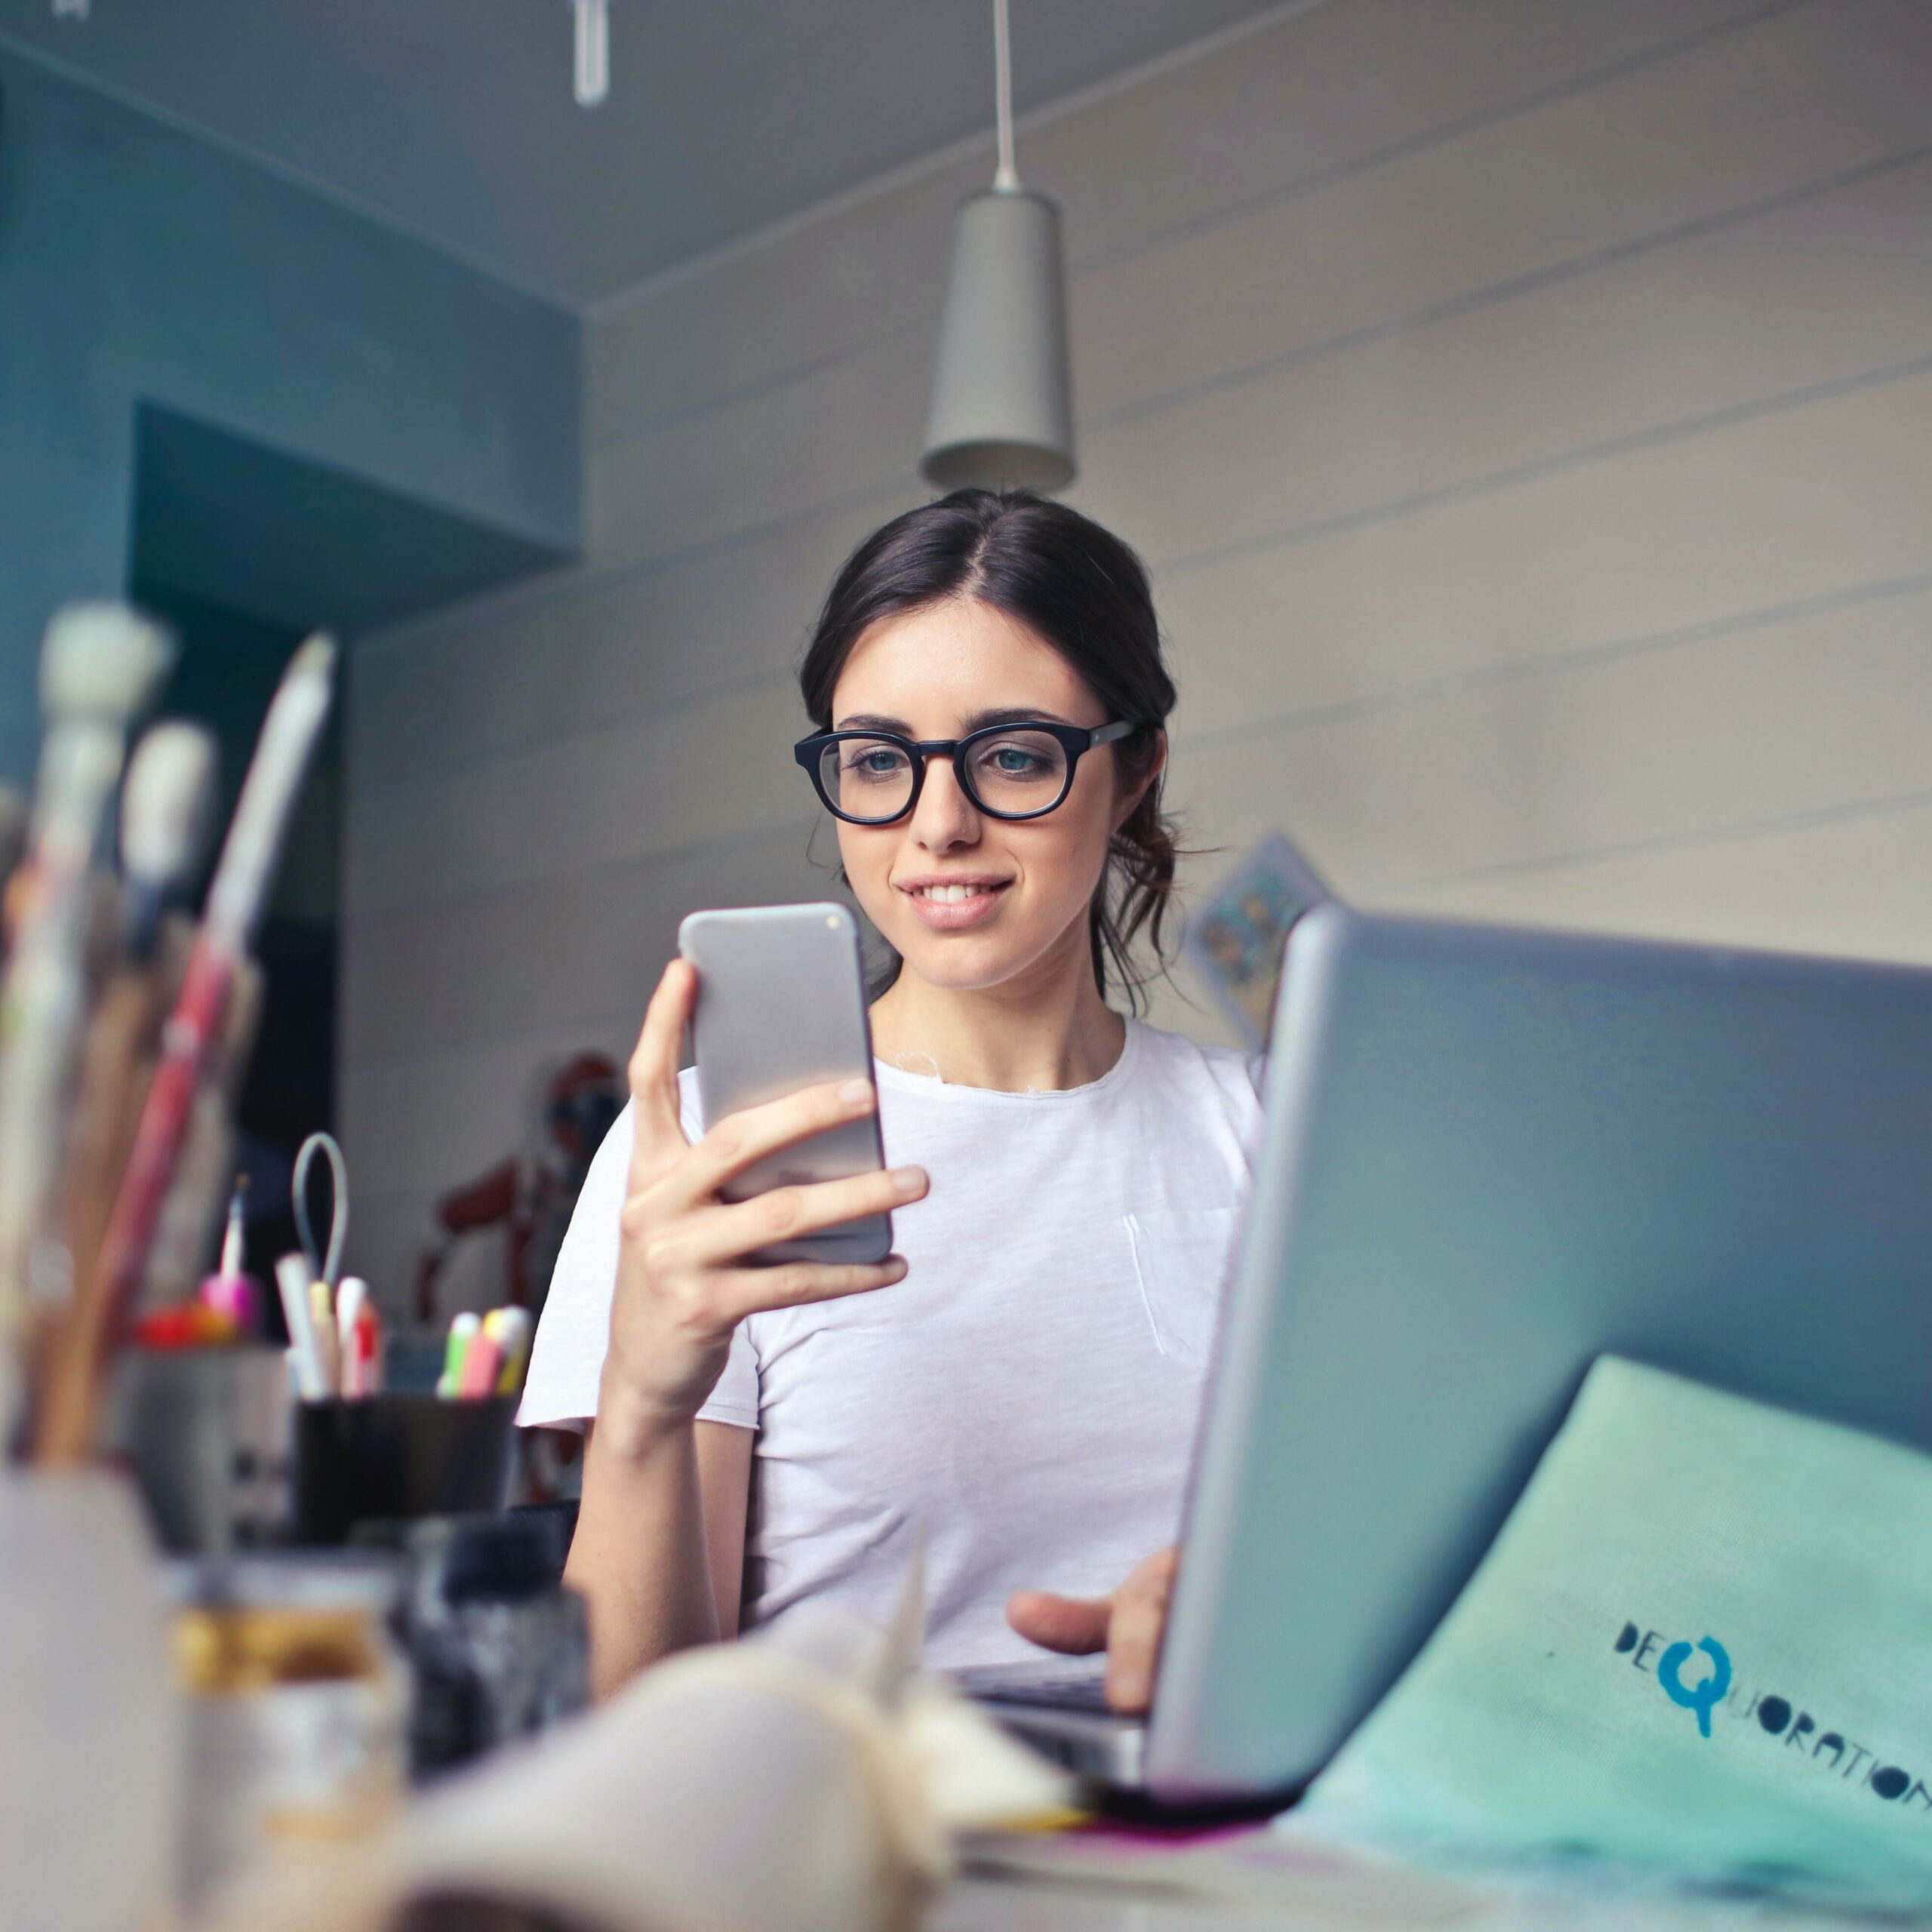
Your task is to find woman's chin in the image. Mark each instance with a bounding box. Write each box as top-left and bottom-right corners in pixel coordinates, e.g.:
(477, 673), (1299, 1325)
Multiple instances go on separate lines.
(888, 928), (1039, 994)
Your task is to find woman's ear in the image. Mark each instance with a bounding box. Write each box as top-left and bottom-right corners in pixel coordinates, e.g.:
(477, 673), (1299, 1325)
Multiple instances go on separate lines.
(1112, 728), (1168, 832)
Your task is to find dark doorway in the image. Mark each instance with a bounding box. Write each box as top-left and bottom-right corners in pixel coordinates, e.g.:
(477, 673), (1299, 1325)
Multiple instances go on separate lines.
(125, 403), (570, 1272)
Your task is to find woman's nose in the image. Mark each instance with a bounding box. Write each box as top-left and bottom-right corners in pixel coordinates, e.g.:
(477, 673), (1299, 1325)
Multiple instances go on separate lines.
(909, 754), (980, 850)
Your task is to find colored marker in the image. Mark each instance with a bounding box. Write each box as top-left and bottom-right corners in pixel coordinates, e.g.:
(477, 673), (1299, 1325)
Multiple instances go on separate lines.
(438, 1311), (479, 1400)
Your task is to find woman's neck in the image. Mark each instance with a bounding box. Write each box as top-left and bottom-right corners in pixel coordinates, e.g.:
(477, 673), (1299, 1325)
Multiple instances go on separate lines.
(869, 935), (1127, 1093)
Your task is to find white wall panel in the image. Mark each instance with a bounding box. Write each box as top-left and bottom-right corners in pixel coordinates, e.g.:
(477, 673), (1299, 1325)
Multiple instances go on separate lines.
(1075, 155), (1932, 569)
(348, 676), (808, 916)
(1171, 583), (1932, 893)
(342, 823), (840, 1063)
(1380, 799), (1932, 965)
(350, 486), (904, 791)
(1076, 0), (1932, 421)
(1158, 368), (1932, 736)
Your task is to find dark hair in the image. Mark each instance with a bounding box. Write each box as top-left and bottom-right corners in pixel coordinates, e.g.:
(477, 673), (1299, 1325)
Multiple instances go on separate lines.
(798, 488), (1180, 1008)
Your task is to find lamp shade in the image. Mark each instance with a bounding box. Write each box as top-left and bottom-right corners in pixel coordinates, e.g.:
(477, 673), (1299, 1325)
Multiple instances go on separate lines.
(920, 187), (1075, 493)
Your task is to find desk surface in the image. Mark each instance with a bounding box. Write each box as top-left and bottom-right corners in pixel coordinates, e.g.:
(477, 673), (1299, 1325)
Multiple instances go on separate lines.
(936, 1875), (1322, 1927)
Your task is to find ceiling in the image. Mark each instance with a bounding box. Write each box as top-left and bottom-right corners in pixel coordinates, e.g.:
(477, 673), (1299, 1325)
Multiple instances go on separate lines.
(0, 0), (1291, 309)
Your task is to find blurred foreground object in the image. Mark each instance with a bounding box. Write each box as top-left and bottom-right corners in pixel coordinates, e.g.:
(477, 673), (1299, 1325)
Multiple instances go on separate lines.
(61, 722), (219, 1318)
(0, 1468), (177, 1932)
(0, 604), (173, 1442)
(172, 1555), (408, 1915)
(1182, 832), (1329, 1053)
(0, 783), (26, 924)
(211, 1594), (1069, 1932)
(920, 0), (1075, 492)
(34, 635), (336, 1465)
(394, 1512), (589, 1777)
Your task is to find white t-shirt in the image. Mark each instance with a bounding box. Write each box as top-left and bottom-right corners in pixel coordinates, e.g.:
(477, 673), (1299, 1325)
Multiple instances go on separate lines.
(520, 1017), (1263, 1668)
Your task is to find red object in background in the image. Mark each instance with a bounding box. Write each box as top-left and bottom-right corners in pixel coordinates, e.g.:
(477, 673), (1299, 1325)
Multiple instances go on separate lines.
(414, 1051), (623, 1322)
(131, 1302), (239, 1349)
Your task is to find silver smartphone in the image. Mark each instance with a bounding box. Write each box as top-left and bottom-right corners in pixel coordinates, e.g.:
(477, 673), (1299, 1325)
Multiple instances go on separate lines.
(677, 903), (891, 1266)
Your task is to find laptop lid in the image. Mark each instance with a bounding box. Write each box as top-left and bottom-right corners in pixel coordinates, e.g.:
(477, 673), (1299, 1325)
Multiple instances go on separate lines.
(1145, 905), (1932, 1801)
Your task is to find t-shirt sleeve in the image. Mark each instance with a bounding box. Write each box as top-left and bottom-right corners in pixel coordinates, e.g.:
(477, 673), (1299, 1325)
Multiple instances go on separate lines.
(518, 1098), (635, 1429)
(518, 1076), (761, 1434)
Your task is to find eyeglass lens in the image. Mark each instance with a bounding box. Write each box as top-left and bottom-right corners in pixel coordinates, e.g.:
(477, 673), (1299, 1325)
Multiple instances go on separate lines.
(817, 729), (1072, 822)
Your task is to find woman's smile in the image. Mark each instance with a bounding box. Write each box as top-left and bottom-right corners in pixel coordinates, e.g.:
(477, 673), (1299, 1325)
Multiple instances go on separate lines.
(897, 872), (1013, 931)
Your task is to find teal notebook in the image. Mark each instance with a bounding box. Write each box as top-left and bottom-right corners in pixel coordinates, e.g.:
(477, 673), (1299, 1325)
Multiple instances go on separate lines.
(1296, 1358), (1932, 1911)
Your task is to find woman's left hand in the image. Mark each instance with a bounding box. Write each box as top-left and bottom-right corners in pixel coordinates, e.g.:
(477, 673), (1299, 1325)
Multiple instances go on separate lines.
(1004, 1546), (1179, 1713)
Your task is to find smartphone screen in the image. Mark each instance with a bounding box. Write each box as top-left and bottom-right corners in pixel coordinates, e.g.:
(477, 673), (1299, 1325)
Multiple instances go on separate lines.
(677, 903), (891, 1265)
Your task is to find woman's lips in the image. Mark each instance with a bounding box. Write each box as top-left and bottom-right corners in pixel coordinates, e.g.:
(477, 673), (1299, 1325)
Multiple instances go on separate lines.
(899, 880), (1010, 931)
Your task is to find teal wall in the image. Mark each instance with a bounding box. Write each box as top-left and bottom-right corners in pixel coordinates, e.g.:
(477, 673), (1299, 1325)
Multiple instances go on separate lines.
(0, 51), (581, 781)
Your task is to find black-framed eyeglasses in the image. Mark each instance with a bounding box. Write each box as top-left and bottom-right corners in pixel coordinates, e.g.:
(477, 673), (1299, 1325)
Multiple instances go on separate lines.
(793, 718), (1143, 825)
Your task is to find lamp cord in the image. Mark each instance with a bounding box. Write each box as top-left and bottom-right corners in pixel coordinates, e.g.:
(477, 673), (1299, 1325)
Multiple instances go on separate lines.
(992, 0), (1019, 189)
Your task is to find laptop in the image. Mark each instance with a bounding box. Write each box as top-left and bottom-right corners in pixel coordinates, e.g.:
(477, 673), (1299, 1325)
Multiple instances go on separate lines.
(964, 904), (1932, 1801)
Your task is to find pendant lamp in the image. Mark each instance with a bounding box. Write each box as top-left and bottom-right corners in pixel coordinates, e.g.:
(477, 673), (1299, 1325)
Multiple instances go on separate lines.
(920, 0), (1076, 494)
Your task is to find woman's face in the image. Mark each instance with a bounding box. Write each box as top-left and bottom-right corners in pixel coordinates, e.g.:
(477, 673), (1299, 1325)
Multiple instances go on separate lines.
(828, 596), (1152, 996)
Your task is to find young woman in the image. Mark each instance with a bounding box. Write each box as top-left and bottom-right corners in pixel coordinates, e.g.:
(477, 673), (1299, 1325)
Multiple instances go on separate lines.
(521, 489), (1262, 1703)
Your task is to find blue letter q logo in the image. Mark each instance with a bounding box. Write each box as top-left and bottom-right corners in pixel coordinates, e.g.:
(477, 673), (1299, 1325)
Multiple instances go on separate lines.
(1658, 1635), (1731, 1739)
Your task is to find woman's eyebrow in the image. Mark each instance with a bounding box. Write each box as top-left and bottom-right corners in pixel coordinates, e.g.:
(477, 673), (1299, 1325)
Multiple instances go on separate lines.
(829, 706), (1083, 734)
(963, 706), (1079, 731)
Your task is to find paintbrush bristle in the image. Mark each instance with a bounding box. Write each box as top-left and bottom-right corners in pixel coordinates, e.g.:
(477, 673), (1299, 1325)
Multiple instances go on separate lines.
(40, 604), (174, 723)
(290, 634), (337, 678)
(121, 721), (217, 890)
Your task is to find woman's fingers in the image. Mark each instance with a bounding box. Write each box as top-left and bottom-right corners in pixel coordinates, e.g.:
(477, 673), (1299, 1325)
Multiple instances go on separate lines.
(671, 1077), (883, 1206)
(1004, 1589), (1111, 1657)
(1103, 1588), (1166, 1713)
(675, 1164), (927, 1268)
(1102, 1547), (1180, 1714)
(626, 959), (697, 1178)
(712, 1254), (910, 1325)
(1005, 1547), (1181, 1712)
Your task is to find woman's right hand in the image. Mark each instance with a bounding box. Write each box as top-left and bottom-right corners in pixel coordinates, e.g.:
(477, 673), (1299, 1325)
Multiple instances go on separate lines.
(596, 957), (926, 1454)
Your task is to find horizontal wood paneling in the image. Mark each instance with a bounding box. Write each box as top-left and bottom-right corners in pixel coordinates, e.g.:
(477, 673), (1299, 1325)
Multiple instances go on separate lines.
(349, 486), (904, 792)
(1378, 797), (1932, 967)
(1170, 581), (1932, 892)
(341, 822), (841, 1063)
(1075, 0), (1932, 422)
(1157, 366), (1932, 738)
(1075, 153), (1932, 569)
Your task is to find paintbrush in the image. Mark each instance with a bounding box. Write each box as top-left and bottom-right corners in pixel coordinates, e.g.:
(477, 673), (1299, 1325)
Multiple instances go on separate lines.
(0, 605), (173, 1449)
(0, 783), (26, 954)
(118, 721), (216, 960)
(34, 635), (334, 1465)
(57, 723), (219, 1311)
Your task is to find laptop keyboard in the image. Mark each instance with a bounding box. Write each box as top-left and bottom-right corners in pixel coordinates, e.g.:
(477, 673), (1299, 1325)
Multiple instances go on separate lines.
(954, 1662), (1117, 1713)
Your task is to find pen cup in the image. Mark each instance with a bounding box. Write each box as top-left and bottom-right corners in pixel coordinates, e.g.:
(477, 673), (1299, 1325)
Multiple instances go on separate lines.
(294, 1394), (516, 1546)
(109, 1345), (294, 1554)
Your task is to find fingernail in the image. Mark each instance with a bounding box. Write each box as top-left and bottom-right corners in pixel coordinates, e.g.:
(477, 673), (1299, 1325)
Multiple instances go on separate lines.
(891, 1166), (926, 1195)
(838, 1078), (874, 1106)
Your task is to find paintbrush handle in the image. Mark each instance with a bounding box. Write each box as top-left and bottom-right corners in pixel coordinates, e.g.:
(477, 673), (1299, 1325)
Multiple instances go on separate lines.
(32, 939), (231, 1465)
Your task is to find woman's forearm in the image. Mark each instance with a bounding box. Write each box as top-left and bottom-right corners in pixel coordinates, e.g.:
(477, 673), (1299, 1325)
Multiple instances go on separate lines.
(565, 1381), (719, 1697)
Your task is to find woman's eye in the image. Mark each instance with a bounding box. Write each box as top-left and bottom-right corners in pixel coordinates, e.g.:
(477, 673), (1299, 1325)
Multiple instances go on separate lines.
(977, 741), (1052, 778)
(843, 747), (909, 781)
